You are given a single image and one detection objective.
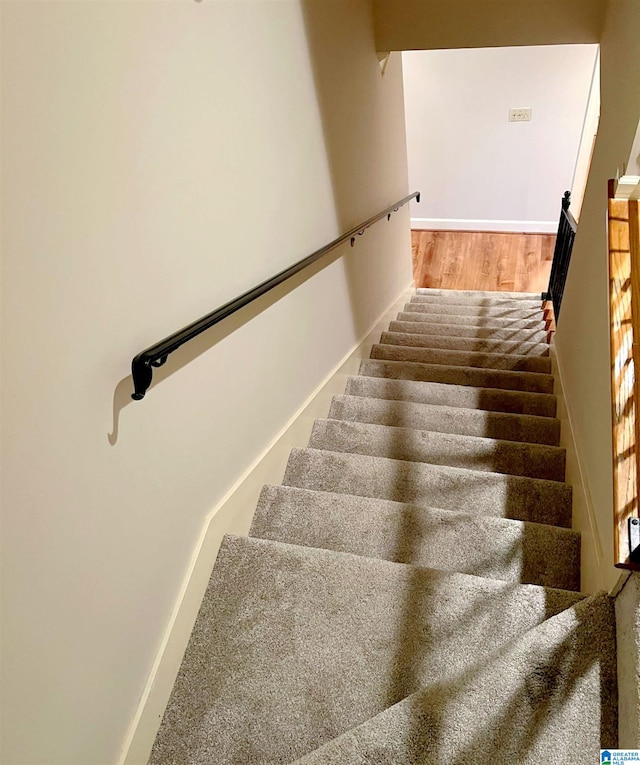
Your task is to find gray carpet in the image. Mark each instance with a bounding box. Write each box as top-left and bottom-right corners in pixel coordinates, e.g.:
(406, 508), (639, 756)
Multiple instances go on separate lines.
(328, 394), (561, 445)
(149, 288), (617, 764)
(396, 310), (546, 329)
(401, 301), (544, 319)
(360, 358), (554, 393)
(415, 287), (542, 300)
(370, 342), (552, 373)
(283, 447), (571, 526)
(410, 294), (543, 308)
(251, 486), (580, 590)
(292, 593), (617, 764)
(388, 318), (549, 342)
(343, 375), (558, 416)
(308, 418), (566, 480)
(380, 329), (550, 356)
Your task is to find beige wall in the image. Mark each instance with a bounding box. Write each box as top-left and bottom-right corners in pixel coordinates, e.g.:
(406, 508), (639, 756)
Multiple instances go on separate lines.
(373, 0), (607, 52)
(555, 0), (640, 592)
(0, 1), (411, 762)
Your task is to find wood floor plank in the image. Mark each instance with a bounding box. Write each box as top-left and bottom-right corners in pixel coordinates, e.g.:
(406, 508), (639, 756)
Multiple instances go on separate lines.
(520, 235), (539, 294)
(480, 233), (497, 286)
(497, 232), (517, 292)
(412, 230), (556, 293)
(541, 234), (555, 262)
(421, 231), (439, 288)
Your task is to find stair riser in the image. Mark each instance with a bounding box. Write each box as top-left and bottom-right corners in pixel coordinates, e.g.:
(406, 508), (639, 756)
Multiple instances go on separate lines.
(371, 344), (551, 373)
(329, 394), (561, 446)
(403, 302), (544, 320)
(397, 311), (546, 329)
(252, 486), (581, 590)
(309, 419), (566, 482)
(344, 376), (557, 417)
(380, 331), (549, 357)
(283, 449), (572, 527)
(389, 320), (548, 343)
(360, 359), (554, 394)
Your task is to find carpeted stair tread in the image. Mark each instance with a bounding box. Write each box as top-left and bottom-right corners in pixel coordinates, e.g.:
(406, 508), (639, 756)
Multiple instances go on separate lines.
(329, 394), (560, 445)
(308, 419), (566, 482)
(344, 376), (557, 417)
(416, 287), (542, 301)
(149, 534), (585, 765)
(150, 281), (612, 764)
(371, 343), (551, 373)
(389, 319), (548, 343)
(402, 301), (544, 320)
(410, 295), (542, 310)
(283, 448), (572, 527)
(250, 485), (581, 590)
(291, 593), (617, 764)
(397, 310), (546, 330)
(380, 330), (549, 357)
(360, 358), (554, 394)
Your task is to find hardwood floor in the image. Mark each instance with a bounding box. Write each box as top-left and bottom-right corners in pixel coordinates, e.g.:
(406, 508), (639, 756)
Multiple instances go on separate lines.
(412, 230), (556, 293)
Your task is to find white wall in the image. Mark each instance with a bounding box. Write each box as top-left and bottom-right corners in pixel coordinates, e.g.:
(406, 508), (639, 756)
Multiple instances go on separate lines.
(569, 49), (600, 220)
(554, 0), (640, 593)
(0, 1), (411, 763)
(402, 45), (599, 232)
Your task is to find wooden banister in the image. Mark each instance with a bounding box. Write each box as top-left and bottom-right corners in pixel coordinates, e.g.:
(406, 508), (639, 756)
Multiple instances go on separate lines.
(608, 182), (640, 568)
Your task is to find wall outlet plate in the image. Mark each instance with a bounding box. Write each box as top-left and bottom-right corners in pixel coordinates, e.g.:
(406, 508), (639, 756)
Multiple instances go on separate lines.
(509, 108), (532, 122)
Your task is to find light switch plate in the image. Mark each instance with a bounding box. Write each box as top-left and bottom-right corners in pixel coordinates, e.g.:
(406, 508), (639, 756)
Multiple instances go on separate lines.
(509, 108), (532, 122)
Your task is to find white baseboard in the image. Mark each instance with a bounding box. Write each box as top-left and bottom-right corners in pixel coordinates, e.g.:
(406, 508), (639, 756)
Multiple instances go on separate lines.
(411, 217), (558, 234)
(549, 340), (612, 594)
(117, 282), (415, 765)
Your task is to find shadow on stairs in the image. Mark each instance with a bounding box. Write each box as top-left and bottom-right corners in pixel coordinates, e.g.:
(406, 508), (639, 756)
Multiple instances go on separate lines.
(149, 288), (617, 765)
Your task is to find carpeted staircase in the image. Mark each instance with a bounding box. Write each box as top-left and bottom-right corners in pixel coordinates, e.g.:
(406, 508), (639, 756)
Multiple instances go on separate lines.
(149, 288), (618, 764)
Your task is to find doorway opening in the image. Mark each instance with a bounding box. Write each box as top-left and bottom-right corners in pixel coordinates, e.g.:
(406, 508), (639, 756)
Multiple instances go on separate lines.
(402, 44), (600, 292)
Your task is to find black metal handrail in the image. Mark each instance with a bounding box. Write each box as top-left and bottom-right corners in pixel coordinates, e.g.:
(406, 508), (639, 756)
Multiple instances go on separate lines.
(130, 191), (420, 400)
(543, 191), (577, 321)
